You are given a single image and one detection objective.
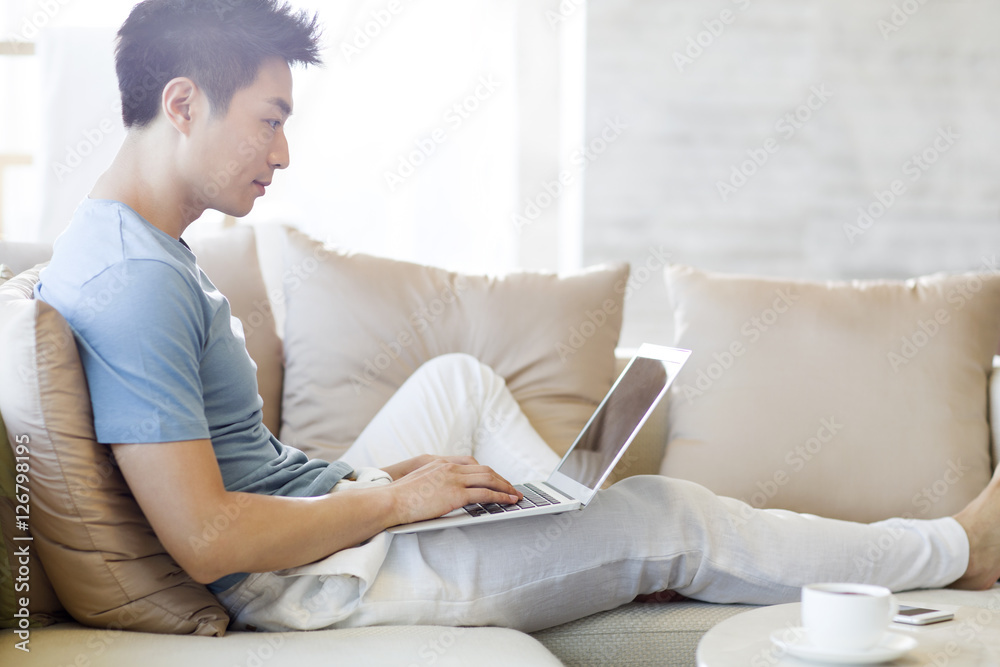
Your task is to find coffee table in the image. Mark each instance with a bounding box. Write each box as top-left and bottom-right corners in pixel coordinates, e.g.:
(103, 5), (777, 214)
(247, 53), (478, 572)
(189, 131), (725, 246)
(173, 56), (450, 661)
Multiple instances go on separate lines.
(697, 594), (1000, 666)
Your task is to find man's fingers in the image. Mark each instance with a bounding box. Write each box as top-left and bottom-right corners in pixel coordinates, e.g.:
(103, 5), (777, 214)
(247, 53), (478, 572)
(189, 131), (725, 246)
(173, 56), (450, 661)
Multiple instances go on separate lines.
(458, 469), (518, 494)
(460, 487), (521, 506)
(444, 464), (519, 494)
(446, 455), (479, 466)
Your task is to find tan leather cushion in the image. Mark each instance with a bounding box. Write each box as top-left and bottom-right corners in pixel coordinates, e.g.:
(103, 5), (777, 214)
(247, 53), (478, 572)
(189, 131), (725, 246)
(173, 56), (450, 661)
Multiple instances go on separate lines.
(660, 264), (1000, 522)
(188, 227), (283, 436)
(279, 227), (629, 460)
(1, 417), (67, 629)
(0, 266), (66, 629)
(0, 270), (229, 635)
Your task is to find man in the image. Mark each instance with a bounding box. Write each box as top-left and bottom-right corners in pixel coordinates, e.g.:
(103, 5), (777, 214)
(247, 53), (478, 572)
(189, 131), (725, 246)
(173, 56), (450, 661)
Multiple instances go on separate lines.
(36, 0), (1000, 633)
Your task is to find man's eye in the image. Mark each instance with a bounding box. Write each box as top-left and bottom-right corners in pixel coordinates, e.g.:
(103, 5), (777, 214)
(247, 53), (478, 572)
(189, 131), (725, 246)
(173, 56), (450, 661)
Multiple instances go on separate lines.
(267, 119), (281, 130)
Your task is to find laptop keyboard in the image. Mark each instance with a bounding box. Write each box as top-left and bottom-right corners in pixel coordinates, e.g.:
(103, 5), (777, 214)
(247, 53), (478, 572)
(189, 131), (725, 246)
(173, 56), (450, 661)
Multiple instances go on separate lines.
(462, 483), (562, 518)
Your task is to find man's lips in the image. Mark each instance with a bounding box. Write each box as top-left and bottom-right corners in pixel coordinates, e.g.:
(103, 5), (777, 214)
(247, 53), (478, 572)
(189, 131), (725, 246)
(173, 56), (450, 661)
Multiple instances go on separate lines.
(253, 180), (270, 195)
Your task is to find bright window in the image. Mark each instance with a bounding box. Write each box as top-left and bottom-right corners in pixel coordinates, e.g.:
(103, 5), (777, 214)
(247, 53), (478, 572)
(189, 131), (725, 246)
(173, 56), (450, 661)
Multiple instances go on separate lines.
(0, 0), (584, 276)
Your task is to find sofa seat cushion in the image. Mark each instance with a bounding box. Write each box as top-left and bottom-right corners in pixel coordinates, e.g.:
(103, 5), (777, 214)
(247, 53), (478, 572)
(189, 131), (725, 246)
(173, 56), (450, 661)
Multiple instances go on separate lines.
(0, 623), (564, 666)
(661, 264), (1000, 522)
(532, 600), (757, 667)
(279, 227), (630, 460)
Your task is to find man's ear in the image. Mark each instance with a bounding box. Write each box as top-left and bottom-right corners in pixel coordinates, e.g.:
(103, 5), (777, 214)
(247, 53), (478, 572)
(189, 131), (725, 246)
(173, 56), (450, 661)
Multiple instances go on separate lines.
(161, 77), (200, 135)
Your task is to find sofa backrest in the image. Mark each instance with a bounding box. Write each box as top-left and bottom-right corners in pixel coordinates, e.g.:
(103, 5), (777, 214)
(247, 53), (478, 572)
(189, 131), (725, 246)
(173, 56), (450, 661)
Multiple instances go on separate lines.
(0, 242), (52, 276)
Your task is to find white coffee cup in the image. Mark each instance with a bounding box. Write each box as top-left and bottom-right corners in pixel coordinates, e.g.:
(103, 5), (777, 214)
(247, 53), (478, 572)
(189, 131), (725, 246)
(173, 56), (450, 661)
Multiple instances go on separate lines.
(801, 583), (898, 651)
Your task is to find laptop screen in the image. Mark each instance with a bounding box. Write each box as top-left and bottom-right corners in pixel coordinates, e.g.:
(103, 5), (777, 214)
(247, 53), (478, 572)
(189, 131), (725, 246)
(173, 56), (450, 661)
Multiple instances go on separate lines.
(555, 354), (674, 490)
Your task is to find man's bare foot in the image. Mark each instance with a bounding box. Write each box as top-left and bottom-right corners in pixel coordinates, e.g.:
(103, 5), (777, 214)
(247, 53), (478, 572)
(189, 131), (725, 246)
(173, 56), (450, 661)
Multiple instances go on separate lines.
(950, 465), (1000, 590)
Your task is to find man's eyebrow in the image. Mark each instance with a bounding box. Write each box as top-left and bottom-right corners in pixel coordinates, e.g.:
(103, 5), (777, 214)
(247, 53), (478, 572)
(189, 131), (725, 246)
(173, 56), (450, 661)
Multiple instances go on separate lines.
(268, 97), (293, 118)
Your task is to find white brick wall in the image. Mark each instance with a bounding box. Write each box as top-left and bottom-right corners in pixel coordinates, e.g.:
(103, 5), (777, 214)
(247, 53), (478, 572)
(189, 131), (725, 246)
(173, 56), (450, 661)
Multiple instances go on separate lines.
(583, 0), (1000, 347)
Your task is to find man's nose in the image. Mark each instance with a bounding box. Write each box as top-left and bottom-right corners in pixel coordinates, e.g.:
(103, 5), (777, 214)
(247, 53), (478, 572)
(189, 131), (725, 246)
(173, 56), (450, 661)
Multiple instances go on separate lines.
(269, 130), (290, 170)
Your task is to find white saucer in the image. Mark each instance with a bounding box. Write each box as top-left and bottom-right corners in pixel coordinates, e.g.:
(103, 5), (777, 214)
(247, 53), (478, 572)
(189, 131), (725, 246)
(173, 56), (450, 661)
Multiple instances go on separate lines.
(769, 628), (917, 664)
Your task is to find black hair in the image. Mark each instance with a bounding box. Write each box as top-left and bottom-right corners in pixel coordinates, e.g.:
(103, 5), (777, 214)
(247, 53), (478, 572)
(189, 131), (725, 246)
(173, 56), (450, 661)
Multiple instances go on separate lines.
(115, 0), (322, 128)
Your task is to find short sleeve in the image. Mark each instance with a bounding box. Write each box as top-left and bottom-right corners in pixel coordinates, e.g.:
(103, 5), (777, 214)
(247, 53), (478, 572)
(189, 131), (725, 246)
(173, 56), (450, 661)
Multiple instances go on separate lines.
(72, 259), (211, 444)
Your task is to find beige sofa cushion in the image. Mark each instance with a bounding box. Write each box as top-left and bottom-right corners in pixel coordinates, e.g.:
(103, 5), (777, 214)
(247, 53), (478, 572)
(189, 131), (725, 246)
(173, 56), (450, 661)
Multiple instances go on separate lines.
(0, 268), (229, 636)
(0, 622), (565, 667)
(187, 227), (283, 436)
(279, 227), (629, 460)
(660, 264), (1000, 523)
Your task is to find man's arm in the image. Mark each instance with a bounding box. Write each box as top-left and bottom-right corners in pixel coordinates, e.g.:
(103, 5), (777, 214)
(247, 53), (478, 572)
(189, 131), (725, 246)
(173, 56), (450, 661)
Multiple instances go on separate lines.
(113, 440), (521, 584)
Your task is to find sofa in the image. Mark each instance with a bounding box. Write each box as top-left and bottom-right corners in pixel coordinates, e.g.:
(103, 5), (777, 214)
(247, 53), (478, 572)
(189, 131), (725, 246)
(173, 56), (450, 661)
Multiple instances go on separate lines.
(2, 222), (999, 667)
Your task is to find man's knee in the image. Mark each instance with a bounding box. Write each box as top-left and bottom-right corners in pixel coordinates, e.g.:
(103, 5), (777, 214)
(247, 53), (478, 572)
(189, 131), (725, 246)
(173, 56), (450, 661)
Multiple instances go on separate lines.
(610, 475), (714, 512)
(415, 353), (497, 388)
(419, 352), (481, 371)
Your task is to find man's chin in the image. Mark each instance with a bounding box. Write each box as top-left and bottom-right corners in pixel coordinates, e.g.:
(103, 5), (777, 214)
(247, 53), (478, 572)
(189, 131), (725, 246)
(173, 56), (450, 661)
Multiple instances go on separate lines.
(214, 202), (254, 219)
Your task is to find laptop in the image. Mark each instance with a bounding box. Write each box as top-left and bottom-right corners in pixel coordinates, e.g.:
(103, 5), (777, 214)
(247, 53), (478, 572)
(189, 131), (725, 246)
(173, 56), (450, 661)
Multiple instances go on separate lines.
(388, 343), (691, 534)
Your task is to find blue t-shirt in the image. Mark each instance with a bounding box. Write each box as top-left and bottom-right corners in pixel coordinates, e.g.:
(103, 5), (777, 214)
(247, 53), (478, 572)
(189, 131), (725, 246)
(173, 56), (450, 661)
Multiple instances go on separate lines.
(36, 199), (353, 593)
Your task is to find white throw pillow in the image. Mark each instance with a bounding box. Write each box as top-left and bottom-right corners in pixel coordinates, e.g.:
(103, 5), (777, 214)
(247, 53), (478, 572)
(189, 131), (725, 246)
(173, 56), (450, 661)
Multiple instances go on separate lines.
(279, 227), (629, 461)
(660, 264), (1000, 523)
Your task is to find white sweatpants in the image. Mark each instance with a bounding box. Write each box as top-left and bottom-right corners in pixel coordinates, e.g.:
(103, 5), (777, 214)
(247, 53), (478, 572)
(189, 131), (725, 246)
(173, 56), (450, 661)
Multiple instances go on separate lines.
(216, 353), (970, 633)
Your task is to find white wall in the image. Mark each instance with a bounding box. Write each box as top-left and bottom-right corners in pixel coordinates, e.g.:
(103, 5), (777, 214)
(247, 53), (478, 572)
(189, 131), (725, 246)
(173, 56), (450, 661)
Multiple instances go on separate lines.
(584, 0), (1000, 347)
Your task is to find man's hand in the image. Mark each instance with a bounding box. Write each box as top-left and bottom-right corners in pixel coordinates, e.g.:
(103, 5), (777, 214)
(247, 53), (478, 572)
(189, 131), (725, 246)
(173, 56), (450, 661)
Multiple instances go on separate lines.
(383, 457), (523, 527)
(381, 454), (478, 481)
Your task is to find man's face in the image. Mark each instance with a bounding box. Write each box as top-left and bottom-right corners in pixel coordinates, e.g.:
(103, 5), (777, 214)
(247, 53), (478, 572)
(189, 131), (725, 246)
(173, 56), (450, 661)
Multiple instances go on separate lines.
(184, 57), (293, 217)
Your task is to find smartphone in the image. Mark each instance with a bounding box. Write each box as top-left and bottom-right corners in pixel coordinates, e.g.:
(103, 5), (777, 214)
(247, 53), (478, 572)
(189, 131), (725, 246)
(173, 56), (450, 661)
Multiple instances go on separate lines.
(893, 605), (955, 625)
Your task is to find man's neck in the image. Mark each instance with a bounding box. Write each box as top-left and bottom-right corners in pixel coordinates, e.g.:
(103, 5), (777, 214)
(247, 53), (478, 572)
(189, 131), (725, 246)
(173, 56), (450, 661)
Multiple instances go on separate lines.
(90, 132), (205, 240)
